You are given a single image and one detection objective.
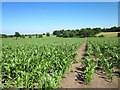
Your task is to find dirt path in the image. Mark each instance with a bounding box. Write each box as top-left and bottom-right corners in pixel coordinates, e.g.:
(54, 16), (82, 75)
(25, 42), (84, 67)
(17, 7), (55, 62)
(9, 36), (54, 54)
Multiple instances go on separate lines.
(60, 42), (119, 88)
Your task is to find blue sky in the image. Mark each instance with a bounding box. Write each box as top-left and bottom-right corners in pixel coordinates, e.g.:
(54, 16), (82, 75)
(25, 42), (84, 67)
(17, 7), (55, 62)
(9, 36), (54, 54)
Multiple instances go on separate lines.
(2, 2), (118, 35)
(2, 0), (120, 2)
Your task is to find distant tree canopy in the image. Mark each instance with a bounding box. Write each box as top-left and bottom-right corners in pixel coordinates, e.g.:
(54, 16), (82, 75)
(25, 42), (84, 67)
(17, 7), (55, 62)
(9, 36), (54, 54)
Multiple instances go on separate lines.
(98, 34), (104, 37)
(14, 32), (21, 39)
(53, 27), (120, 38)
(102, 26), (120, 32)
(29, 35), (32, 38)
(21, 35), (25, 38)
(35, 34), (38, 38)
(1, 26), (119, 38)
(43, 33), (45, 35)
(0, 34), (8, 38)
(53, 28), (102, 38)
(46, 33), (50, 37)
(118, 33), (120, 37)
(9, 35), (14, 38)
(39, 35), (43, 38)
(0, 34), (14, 38)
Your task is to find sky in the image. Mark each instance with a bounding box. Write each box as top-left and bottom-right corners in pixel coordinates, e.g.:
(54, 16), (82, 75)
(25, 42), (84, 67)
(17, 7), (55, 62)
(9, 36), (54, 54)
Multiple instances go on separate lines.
(2, 0), (120, 2)
(2, 2), (118, 35)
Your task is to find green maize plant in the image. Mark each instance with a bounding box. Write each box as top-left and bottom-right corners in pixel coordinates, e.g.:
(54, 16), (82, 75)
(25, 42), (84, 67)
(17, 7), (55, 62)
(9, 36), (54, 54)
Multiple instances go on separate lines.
(1, 38), (85, 88)
(86, 37), (119, 82)
(82, 41), (96, 84)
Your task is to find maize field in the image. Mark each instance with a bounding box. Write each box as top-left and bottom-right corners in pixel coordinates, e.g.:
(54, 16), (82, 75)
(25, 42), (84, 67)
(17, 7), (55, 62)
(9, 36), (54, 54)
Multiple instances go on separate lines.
(1, 37), (85, 88)
(1, 37), (119, 88)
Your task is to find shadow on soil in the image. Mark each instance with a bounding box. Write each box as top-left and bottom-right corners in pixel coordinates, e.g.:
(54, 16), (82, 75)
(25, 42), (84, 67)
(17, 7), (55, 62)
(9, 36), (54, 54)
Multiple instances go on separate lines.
(75, 67), (86, 84)
(75, 61), (120, 84)
(74, 42), (119, 85)
(74, 45), (87, 85)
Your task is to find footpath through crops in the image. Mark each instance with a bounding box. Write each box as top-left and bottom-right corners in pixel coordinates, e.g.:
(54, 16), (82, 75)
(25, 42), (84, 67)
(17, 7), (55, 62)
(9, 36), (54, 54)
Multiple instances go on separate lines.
(1, 37), (85, 88)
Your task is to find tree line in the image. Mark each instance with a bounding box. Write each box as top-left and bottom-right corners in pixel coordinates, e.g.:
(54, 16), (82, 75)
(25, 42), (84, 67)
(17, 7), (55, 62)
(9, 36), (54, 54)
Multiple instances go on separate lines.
(1, 26), (120, 38)
(0, 32), (50, 39)
(53, 26), (120, 38)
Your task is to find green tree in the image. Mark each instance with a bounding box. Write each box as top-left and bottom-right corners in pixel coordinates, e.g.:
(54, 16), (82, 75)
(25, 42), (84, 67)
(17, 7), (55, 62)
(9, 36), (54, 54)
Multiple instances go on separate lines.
(43, 33), (45, 35)
(98, 34), (104, 37)
(69, 32), (76, 37)
(117, 33), (120, 37)
(21, 35), (25, 38)
(46, 33), (50, 37)
(14, 32), (21, 39)
(36, 34), (38, 38)
(78, 29), (88, 38)
(39, 35), (43, 38)
(62, 31), (69, 38)
(0, 34), (8, 38)
(9, 35), (14, 38)
(29, 35), (32, 38)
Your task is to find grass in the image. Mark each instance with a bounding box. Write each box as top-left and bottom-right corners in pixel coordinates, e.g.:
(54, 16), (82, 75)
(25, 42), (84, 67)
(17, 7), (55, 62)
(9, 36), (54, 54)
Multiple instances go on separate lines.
(96, 32), (118, 37)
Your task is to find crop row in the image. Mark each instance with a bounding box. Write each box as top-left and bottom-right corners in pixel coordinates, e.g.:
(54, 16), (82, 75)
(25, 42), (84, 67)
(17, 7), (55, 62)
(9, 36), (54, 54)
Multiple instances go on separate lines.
(83, 37), (119, 84)
(1, 38), (85, 88)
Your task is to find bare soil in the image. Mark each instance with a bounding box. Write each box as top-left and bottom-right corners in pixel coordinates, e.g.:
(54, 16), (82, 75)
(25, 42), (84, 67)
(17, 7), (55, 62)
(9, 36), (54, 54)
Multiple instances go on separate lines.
(60, 42), (119, 88)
